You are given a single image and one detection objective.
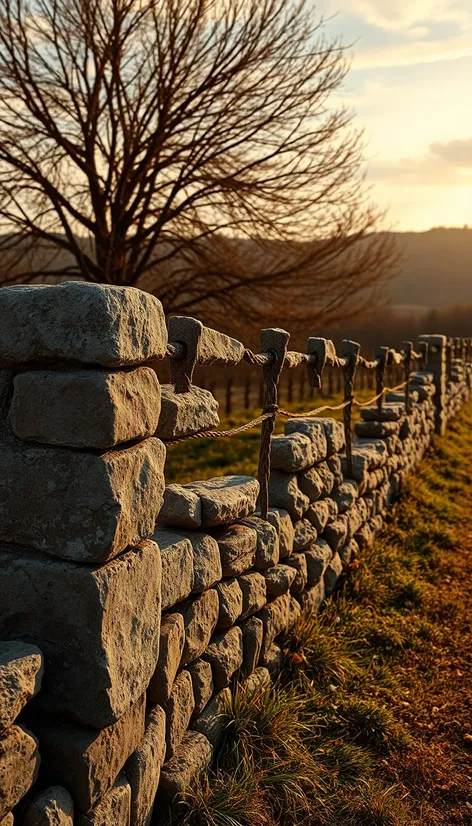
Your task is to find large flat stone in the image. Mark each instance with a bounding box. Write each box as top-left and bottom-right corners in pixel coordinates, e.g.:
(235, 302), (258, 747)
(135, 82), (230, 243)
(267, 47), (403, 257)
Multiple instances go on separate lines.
(202, 627), (243, 690)
(239, 517), (279, 570)
(0, 641), (43, 733)
(317, 418), (345, 455)
(155, 385), (219, 440)
(0, 374), (165, 562)
(270, 434), (314, 472)
(152, 531), (193, 610)
(32, 694), (145, 812)
(165, 671), (195, 760)
(158, 529), (221, 593)
(284, 418), (328, 462)
(215, 579), (243, 627)
(268, 472), (309, 520)
(75, 774), (131, 826)
(216, 523), (257, 577)
(124, 705), (166, 826)
(157, 731), (212, 805)
(23, 786), (74, 826)
(148, 614), (185, 705)
(0, 283), (167, 366)
(298, 466), (324, 501)
(263, 564), (297, 597)
(238, 572), (267, 620)
(0, 540), (161, 728)
(177, 590), (219, 667)
(293, 519), (317, 551)
(0, 725), (40, 820)
(157, 485), (202, 529)
(10, 368), (161, 449)
(187, 660), (214, 716)
(184, 476), (259, 527)
(191, 689), (231, 747)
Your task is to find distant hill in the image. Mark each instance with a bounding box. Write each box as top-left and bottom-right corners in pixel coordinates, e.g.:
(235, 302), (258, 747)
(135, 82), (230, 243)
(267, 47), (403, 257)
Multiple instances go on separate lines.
(388, 227), (472, 313)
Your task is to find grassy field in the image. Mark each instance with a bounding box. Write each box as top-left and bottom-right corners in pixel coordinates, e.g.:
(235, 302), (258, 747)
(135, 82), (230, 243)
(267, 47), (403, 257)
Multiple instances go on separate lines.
(159, 400), (472, 826)
(164, 389), (375, 484)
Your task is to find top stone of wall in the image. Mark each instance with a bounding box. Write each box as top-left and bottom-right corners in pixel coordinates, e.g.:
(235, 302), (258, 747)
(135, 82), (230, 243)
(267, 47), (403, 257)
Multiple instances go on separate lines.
(0, 283), (168, 367)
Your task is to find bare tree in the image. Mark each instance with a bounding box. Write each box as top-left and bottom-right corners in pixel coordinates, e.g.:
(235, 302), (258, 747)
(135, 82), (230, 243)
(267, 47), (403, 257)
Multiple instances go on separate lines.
(0, 0), (397, 330)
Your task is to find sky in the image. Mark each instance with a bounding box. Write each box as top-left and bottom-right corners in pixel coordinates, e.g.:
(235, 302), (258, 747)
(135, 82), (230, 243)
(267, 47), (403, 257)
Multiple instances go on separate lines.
(317, 0), (472, 231)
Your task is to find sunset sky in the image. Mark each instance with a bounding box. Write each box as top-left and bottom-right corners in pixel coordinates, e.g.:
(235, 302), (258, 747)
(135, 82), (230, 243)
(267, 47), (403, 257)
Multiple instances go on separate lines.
(319, 0), (472, 231)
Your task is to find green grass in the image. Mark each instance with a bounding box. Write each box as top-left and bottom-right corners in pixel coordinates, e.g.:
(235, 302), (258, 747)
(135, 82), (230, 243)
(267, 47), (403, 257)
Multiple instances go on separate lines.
(157, 401), (472, 826)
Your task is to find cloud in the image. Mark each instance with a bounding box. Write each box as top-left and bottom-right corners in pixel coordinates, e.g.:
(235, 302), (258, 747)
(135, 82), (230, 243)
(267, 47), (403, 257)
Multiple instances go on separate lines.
(368, 139), (472, 185)
(329, 0), (471, 32)
(351, 33), (472, 69)
(430, 138), (472, 166)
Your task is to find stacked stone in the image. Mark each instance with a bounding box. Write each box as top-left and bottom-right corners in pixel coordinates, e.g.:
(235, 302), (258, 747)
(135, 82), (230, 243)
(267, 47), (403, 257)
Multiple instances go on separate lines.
(0, 642), (43, 824)
(446, 356), (470, 420)
(268, 416), (349, 617)
(152, 474), (283, 803)
(0, 283), (167, 826)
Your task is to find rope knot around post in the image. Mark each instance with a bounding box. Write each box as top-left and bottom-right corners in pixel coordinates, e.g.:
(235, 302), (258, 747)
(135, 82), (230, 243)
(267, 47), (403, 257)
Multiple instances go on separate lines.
(257, 328), (290, 520)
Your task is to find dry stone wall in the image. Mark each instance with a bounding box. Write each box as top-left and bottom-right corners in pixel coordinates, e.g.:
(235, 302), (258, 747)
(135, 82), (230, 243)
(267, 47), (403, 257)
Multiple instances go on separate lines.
(0, 284), (470, 825)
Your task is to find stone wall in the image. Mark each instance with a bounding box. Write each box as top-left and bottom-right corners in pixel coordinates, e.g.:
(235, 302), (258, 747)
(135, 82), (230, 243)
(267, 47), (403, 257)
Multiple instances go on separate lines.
(0, 284), (470, 825)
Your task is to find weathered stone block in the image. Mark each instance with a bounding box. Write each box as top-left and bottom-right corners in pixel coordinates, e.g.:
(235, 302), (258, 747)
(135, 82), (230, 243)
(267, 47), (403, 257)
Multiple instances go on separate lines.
(284, 419), (328, 462)
(216, 579), (243, 627)
(0, 814), (13, 826)
(32, 695), (145, 813)
(332, 481), (358, 514)
(317, 418), (345, 455)
(0, 725), (40, 820)
(0, 641), (43, 733)
(293, 519), (317, 551)
(305, 539), (332, 586)
(0, 283), (167, 366)
(241, 617), (264, 676)
(361, 403), (404, 423)
(267, 508), (294, 557)
(10, 368), (161, 449)
(258, 594), (290, 657)
(216, 523), (257, 577)
(148, 614), (185, 705)
(0, 408), (165, 563)
(191, 688), (231, 747)
(303, 580), (325, 615)
(157, 731), (212, 805)
(177, 590), (219, 667)
(355, 421), (399, 439)
(268, 471), (309, 520)
(76, 774), (131, 826)
(23, 785), (74, 826)
(285, 553), (308, 595)
(187, 660), (214, 716)
(186, 476), (259, 527)
(263, 564), (297, 597)
(240, 516), (279, 569)
(323, 517), (348, 554)
(124, 705), (165, 826)
(165, 671), (195, 760)
(242, 667), (271, 695)
(0, 541), (161, 728)
(298, 466), (324, 501)
(324, 553), (344, 596)
(305, 500), (330, 533)
(259, 643), (282, 676)
(152, 531), (193, 610)
(315, 461), (336, 496)
(238, 572), (267, 619)
(203, 627), (243, 690)
(327, 454), (343, 485)
(156, 528), (221, 595)
(270, 433), (314, 472)
(287, 596), (302, 631)
(155, 385), (219, 440)
(158, 485), (202, 529)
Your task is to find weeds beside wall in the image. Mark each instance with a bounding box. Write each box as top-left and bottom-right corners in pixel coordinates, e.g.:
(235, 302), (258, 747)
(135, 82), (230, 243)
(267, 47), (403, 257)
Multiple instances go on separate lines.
(0, 282), (470, 826)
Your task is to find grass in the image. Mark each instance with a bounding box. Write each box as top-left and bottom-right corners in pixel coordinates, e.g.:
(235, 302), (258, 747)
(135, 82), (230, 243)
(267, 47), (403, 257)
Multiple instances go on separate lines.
(156, 400), (472, 826)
